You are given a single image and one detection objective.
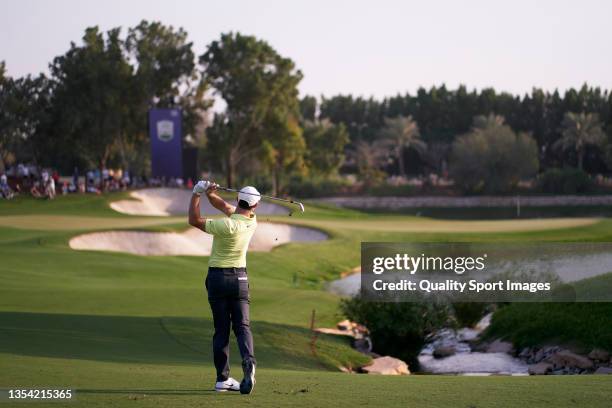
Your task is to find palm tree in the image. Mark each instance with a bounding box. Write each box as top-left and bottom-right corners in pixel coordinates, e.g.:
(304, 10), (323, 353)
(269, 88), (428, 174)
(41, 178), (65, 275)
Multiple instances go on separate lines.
(379, 115), (426, 177)
(555, 112), (605, 170)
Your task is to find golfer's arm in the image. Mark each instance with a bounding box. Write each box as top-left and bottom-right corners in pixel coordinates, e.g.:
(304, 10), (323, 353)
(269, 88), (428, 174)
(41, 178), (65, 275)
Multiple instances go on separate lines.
(206, 191), (235, 217)
(188, 194), (207, 231)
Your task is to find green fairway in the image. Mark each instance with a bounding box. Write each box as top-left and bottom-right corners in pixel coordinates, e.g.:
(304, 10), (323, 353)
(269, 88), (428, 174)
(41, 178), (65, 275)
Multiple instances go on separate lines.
(1, 193), (611, 407)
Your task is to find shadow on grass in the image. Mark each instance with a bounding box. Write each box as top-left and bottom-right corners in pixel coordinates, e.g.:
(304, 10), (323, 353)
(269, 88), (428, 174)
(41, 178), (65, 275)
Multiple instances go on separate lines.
(0, 312), (364, 371)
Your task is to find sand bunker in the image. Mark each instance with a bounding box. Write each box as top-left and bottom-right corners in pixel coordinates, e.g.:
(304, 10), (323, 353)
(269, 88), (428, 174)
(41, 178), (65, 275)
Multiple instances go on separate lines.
(69, 223), (327, 256)
(110, 188), (290, 216)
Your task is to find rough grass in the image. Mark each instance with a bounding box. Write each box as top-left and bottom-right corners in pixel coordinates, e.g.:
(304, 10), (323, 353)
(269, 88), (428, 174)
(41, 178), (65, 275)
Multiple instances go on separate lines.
(487, 302), (612, 352)
(486, 273), (612, 352)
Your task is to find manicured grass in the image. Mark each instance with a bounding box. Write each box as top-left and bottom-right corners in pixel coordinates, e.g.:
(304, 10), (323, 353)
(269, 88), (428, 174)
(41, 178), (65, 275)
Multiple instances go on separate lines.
(0, 214), (185, 230)
(0, 192), (130, 217)
(360, 205), (612, 220)
(1, 193), (612, 407)
(2, 358), (611, 408)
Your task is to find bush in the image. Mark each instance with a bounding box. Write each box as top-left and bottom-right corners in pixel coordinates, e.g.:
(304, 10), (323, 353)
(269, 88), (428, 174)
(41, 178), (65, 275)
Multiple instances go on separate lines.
(340, 295), (452, 368)
(537, 168), (593, 194)
(239, 174), (273, 194)
(450, 115), (539, 194)
(286, 176), (352, 198)
(486, 302), (612, 351)
(452, 302), (489, 327)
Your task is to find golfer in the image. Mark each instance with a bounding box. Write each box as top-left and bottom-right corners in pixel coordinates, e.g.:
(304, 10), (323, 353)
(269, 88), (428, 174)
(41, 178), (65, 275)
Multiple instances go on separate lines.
(188, 180), (258, 394)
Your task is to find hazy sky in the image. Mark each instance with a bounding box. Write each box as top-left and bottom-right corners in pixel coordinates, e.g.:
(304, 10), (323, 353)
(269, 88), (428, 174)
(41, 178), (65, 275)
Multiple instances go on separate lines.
(2, 0), (611, 99)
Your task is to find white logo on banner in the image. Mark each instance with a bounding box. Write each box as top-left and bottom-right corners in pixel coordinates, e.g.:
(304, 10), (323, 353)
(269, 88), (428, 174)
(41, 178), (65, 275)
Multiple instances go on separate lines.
(157, 120), (174, 142)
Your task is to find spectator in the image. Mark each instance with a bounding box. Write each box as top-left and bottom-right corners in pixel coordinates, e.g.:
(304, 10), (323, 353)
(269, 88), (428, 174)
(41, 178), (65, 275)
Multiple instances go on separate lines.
(121, 169), (131, 190)
(101, 167), (110, 191)
(72, 166), (80, 187)
(1, 174), (14, 199)
(52, 170), (61, 193)
(86, 170), (94, 191)
(17, 163), (26, 178)
(42, 170), (56, 199)
(30, 177), (44, 198)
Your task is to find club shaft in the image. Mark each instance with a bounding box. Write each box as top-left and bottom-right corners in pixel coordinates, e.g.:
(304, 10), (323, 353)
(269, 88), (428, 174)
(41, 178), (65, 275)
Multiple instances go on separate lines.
(218, 186), (300, 205)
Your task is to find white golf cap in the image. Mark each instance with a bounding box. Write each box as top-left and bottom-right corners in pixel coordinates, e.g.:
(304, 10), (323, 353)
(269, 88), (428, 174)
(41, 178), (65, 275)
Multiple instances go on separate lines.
(238, 186), (261, 207)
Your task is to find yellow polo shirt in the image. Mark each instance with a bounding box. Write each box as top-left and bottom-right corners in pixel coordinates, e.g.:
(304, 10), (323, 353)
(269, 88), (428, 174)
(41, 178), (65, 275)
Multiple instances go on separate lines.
(205, 213), (257, 268)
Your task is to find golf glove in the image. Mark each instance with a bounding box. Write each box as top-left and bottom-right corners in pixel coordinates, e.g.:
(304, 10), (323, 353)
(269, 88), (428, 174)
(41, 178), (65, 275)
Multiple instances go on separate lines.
(193, 180), (211, 196)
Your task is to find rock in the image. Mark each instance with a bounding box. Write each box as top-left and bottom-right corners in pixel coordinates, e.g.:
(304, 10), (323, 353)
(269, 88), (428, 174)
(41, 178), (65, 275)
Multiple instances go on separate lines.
(519, 347), (532, 359)
(353, 337), (373, 354)
(528, 362), (553, 375)
(594, 367), (612, 375)
(486, 339), (514, 354)
(547, 350), (594, 370)
(588, 348), (610, 362)
(470, 342), (489, 353)
(534, 346), (560, 363)
(361, 356), (410, 375)
(433, 346), (456, 359)
(533, 348), (546, 362)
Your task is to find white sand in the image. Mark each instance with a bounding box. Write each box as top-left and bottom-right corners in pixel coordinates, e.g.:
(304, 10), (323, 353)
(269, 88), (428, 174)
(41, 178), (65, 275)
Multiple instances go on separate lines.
(110, 188), (290, 216)
(69, 223), (327, 256)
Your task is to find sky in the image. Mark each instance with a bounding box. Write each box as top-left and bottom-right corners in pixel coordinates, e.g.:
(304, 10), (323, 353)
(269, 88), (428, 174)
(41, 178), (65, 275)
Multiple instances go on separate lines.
(1, 0), (611, 100)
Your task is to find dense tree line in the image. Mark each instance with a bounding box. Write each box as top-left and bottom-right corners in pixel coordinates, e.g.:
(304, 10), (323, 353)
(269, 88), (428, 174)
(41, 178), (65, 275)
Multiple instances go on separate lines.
(0, 21), (209, 176)
(312, 86), (612, 176)
(2, 21), (612, 196)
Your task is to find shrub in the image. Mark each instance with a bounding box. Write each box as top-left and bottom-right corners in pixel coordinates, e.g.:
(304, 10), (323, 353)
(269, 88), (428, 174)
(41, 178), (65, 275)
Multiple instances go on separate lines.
(485, 302), (612, 351)
(537, 167), (593, 194)
(340, 295), (452, 368)
(285, 176), (352, 198)
(452, 302), (489, 327)
(450, 115), (539, 194)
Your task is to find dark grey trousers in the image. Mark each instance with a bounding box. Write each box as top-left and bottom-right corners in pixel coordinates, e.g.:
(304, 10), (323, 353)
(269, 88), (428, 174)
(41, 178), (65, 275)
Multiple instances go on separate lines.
(205, 267), (255, 382)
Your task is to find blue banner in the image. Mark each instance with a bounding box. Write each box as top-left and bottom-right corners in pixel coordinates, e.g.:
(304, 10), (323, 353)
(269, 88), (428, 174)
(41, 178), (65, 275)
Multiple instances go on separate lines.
(149, 108), (183, 178)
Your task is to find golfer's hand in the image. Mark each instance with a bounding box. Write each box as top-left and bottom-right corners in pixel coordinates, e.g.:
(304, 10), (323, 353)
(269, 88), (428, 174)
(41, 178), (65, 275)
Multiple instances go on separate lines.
(193, 180), (210, 196)
(205, 182), (219, 195)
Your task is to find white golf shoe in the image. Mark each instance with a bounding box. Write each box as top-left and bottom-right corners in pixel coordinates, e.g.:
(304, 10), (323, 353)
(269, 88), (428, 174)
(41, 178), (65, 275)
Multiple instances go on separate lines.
(215, 377), (240, 392)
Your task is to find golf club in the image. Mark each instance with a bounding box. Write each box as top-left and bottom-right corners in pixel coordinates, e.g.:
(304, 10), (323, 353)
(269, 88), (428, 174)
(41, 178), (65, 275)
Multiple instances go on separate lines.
(217, 186), (305, 212)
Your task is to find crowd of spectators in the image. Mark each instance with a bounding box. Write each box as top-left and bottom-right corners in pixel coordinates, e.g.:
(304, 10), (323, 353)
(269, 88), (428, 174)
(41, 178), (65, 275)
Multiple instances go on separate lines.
(0, 163), (194, 200)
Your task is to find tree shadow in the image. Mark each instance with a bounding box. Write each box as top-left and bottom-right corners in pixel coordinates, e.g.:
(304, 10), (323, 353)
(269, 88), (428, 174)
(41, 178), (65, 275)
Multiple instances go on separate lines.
(0, 311), (345, 370)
